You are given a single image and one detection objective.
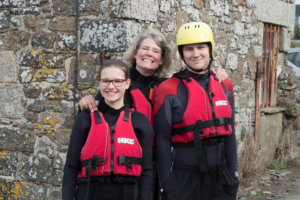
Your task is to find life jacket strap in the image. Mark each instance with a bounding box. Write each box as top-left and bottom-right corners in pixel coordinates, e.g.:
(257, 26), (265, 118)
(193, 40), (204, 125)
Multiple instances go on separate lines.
(80, 155), (106, 200)
(218, 142), (225, 190)
(94, 111), (102, 124)
(173, 71), (192, 82)
(172, 136), (226, 148)
(118, 155), (142, 172)
(192, 124), (209, 184)
(122, 182), (139, 200)
(171, 117), (231, 136)
(124, 106), (130, 121)
(80, 155), (105, 171)
(129, 82), (138, 90)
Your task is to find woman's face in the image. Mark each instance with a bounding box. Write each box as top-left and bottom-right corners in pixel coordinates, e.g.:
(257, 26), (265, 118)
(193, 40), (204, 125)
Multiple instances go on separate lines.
(182, 43), (210, 73)
(99, 66), (130, 109)
(134, 37), (163, 76)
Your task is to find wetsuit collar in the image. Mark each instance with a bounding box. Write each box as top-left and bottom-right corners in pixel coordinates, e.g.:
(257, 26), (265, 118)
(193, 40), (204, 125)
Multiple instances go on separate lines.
(184, 68), (210, 82)
(99, 98), (125, 116)
(130, 67), (154, 87)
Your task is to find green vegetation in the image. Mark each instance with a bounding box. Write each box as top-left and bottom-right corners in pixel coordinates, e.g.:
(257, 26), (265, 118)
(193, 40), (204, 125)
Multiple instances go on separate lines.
(267, 159), (287, 170)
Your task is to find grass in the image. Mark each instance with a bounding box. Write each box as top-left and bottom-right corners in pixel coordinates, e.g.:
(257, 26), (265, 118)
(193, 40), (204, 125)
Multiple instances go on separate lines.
(267, 159), (287, 170)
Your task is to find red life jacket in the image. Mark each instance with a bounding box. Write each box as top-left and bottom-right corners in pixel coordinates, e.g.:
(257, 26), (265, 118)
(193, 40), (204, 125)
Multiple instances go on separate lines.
(130, 83), (158, 146)
(154, 74), (233, 144)
(129, 84), (154, 127)
(78, 107), (142, 180)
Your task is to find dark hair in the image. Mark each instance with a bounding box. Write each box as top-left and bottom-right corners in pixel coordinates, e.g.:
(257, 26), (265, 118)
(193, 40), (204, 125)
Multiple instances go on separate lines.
(99, 59), (130, 80)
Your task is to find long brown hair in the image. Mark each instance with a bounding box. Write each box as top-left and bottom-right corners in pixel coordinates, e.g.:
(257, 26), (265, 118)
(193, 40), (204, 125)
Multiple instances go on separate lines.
(123, 29), (172, 78)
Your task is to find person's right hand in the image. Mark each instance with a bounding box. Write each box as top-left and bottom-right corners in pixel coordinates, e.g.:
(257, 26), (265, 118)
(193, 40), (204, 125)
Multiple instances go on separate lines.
(79, 95), (98, 112)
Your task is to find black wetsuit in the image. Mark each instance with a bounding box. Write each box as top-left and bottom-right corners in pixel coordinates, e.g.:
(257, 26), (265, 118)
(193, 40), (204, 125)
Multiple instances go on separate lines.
(154, 69), (239, 200)
(62, 99), (154, 200)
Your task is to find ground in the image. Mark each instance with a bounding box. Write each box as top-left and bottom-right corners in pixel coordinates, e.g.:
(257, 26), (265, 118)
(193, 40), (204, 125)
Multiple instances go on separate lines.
(238, 161), (300, 200)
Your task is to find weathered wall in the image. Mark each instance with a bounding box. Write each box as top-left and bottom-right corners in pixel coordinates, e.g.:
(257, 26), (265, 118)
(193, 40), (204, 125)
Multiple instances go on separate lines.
(0, 0), (296, 198)
(258, 109), (284, 169)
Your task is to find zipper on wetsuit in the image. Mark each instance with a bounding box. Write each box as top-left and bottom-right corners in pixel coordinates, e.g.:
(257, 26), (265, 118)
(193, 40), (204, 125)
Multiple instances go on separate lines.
(110, 125), (116, 171)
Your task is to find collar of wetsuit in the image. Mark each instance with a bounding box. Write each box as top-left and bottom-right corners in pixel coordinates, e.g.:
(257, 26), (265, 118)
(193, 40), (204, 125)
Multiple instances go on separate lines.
(130, 67), (154, 87)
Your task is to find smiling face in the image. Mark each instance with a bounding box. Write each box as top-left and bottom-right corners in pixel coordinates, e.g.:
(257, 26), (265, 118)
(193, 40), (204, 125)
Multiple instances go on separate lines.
(182, 43), (211, 74)
(99, 66), (130, 109)
(134, 37), (163, 76)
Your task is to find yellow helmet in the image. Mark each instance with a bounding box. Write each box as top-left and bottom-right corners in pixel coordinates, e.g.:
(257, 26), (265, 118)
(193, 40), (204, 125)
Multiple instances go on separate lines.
(176, 22), (214, 60)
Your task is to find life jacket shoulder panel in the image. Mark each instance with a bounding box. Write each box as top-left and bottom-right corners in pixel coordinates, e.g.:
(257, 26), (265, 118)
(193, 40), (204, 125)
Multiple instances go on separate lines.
(129, 84), (153, 127)
(78, 109), (142, 179)
(222, 78), (235, 102)
(153, 77), (181, 116)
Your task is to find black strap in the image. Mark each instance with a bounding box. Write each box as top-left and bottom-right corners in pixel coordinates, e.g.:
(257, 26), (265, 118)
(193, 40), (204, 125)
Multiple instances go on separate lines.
(173, 71), (192, 82)
(94, 111), (102, 124)
(84, 159), (92, 200)
(193, 120), (209, 184)
(129, 82), (138, 91)
(207, 89), (219, 133)
(172, 137), (225, 148)
(124, 106), (130, 121)
(118, 155), (142, 172)
(123, 182), (127, 200)
(218, 140), (226, 190)
(172, 117), (231, 136)
(134, 182), (139, 200)
(80, 155), (105, 169)
(111, 125), (115, 172)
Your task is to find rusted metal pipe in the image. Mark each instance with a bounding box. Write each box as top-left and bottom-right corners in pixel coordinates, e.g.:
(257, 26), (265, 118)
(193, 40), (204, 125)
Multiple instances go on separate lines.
(255, 61), (262, 144)
(270, 26), (276, 106)
(274, 26), (280, 106)
(100, 51), (105, 65)
(266, 24), (272, 107)
(262, 24), (268, 108)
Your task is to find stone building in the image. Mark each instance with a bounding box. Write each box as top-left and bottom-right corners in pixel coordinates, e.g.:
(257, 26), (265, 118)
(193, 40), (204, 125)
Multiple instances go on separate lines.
(0, 0), (296, 198)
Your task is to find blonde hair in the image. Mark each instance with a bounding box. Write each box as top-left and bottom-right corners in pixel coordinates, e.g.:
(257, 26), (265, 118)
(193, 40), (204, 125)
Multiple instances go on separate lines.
(123, 29), (172, 78)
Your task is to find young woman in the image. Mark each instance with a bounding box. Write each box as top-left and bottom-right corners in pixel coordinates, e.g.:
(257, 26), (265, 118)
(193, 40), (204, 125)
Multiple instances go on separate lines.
(154, 22), (239, 200)
(62, 59), (154, 200)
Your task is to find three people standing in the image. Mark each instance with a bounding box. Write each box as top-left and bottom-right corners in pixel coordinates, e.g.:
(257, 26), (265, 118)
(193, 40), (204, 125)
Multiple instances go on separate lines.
(62, 22), (238, 200)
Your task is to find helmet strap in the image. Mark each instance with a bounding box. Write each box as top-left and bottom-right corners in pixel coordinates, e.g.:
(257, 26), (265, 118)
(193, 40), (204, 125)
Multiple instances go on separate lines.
(183, 57), (214, 73)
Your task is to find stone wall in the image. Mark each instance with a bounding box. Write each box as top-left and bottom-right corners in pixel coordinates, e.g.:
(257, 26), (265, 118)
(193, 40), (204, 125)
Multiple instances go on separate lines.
(0, 0), (296, 198)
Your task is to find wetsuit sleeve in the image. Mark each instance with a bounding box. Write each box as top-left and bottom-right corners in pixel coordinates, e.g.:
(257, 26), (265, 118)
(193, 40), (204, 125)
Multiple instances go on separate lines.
(131, 112), (155, 200)
(154, 95), (185, 190)
(62, 111), (91, 200)
(224, 89), (238, 174)
(95, 90), (102, 101)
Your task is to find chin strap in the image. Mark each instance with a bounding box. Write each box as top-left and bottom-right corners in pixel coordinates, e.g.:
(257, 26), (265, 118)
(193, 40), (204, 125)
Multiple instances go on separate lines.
(183, 58), (214, 73)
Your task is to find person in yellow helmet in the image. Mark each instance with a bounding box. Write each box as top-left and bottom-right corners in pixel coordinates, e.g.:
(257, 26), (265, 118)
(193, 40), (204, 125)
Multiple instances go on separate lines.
(154, 22), (239, 200)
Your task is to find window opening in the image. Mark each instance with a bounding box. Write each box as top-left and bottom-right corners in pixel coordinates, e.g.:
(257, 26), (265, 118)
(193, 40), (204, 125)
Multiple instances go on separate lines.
(261, 23), (280, 108)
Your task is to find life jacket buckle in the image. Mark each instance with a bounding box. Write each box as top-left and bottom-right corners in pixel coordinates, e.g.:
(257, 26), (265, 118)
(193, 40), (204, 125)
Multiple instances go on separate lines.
(225, 123), (229, 131)
(215, 117), (224, 126)
(91, 155), (105, 172)
(197, 120), (205, 137)
(126, 160), (133, 172)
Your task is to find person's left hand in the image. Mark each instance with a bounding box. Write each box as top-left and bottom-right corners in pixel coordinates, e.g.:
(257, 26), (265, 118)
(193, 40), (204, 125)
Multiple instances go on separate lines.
(211, 68), (228, 81)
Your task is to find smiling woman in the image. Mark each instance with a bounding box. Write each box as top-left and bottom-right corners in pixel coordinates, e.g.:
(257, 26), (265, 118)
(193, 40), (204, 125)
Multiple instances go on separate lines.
(98, 60), (131, 109)
(133, 37), (163, 76)
(62, 59), (155, 200)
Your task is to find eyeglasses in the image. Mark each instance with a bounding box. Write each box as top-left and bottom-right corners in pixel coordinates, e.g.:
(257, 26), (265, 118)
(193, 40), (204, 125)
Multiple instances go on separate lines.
(139, 47), (162, 55)
(99, 79), (127, 87)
